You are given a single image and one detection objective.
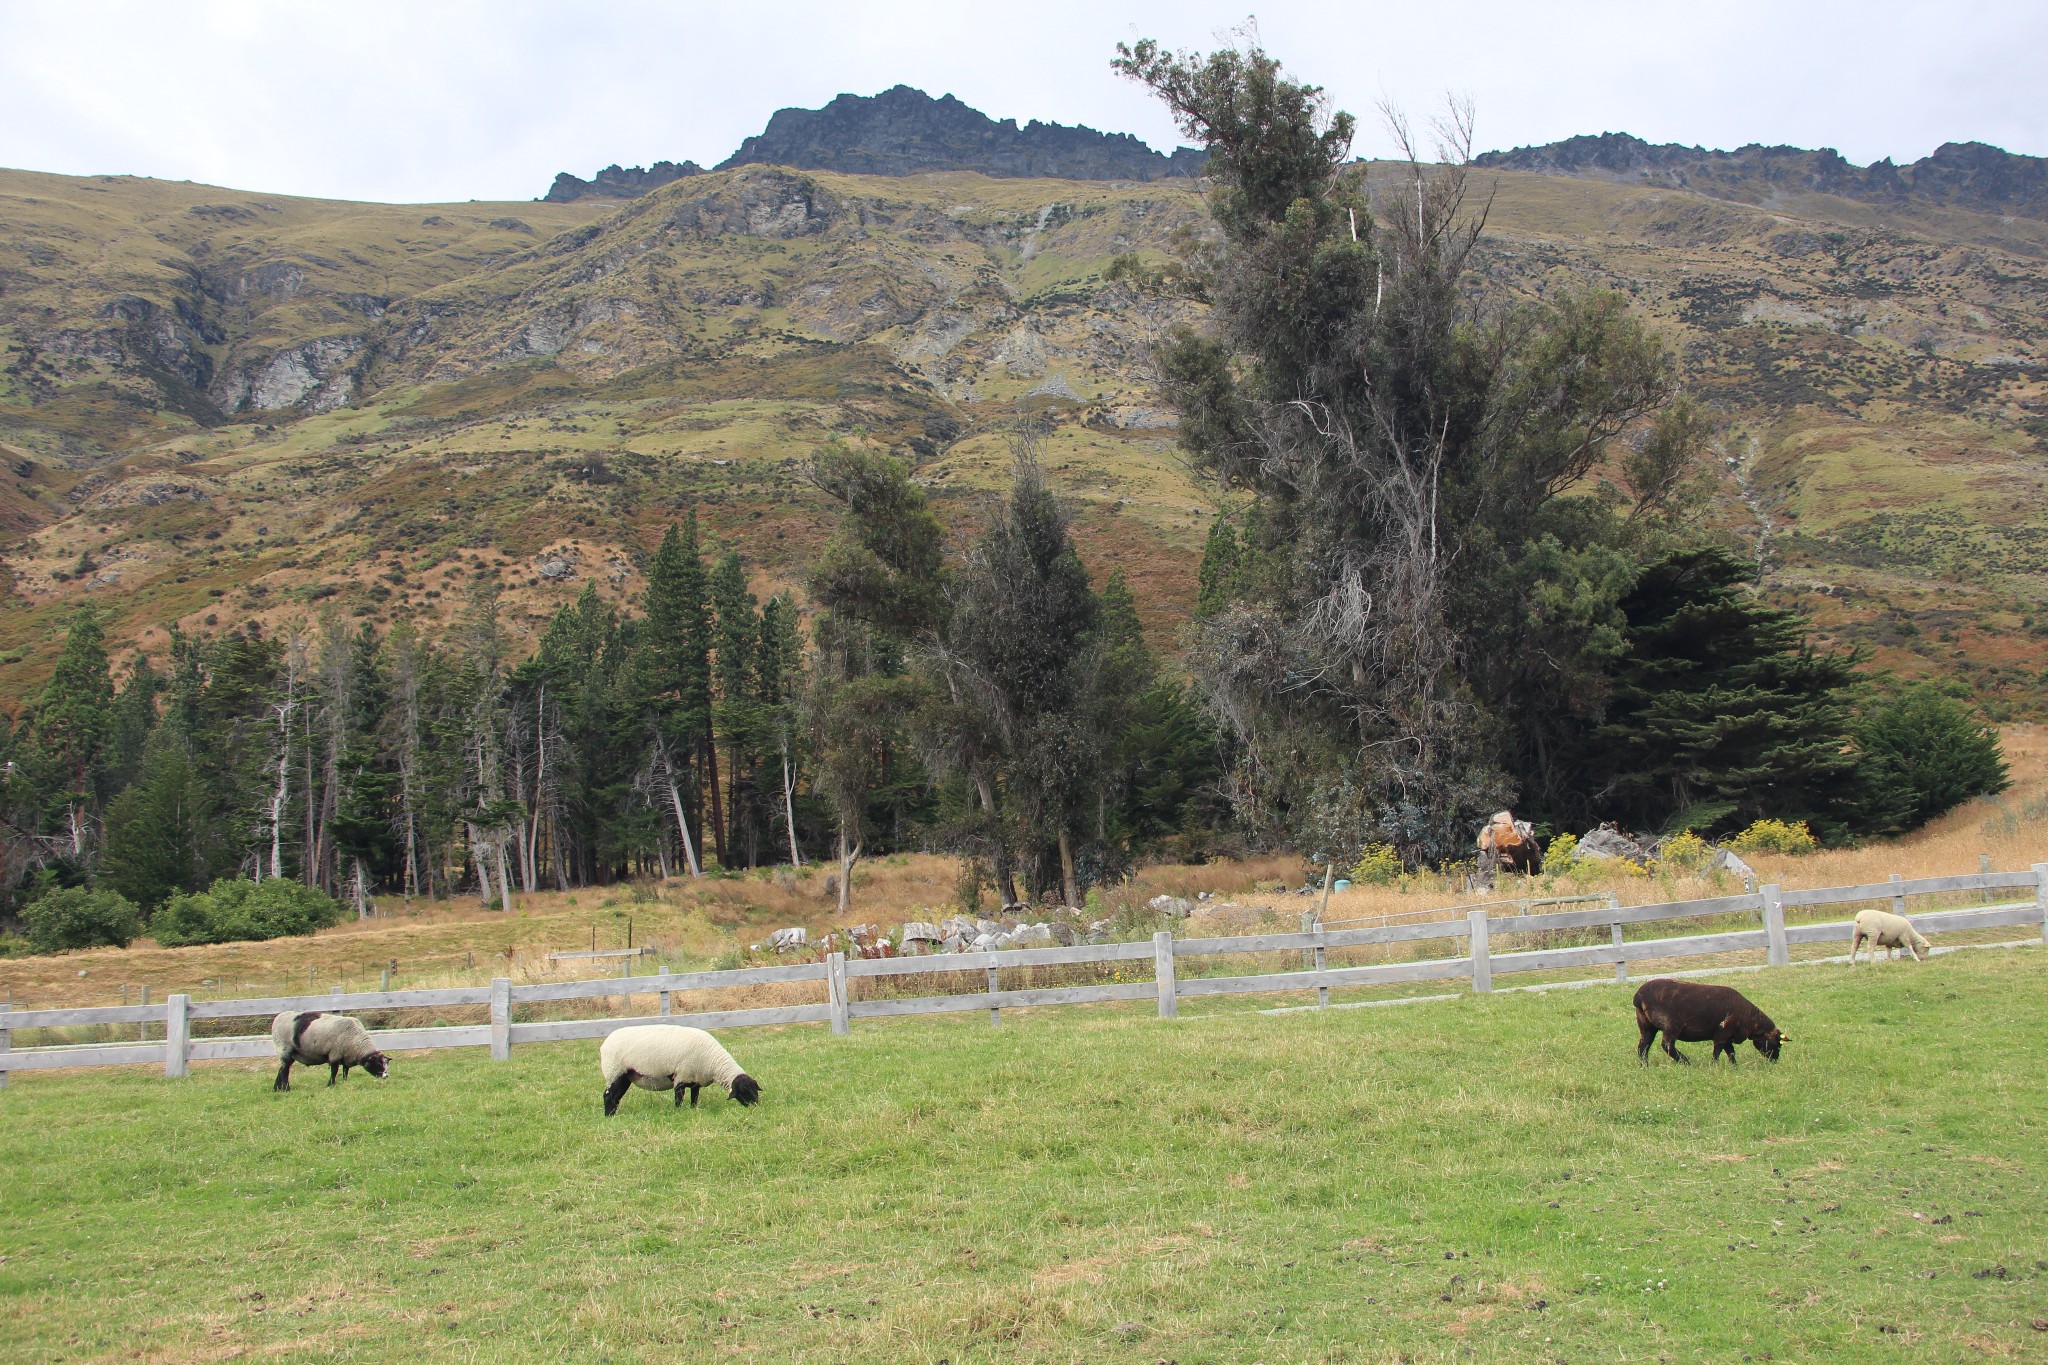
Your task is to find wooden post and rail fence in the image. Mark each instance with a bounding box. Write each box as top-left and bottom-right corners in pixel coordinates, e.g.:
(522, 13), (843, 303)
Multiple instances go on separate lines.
(3, 864), (2045, 1085)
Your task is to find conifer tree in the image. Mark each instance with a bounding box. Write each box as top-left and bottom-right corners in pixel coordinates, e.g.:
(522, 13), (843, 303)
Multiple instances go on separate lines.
(23, 607), (114, 856)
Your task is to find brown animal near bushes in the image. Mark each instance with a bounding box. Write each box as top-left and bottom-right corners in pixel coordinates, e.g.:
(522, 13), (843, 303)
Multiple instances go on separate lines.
(1849, 908), (1931, 964)
(1477, 811), (1542, 875)
(1633, 978), (1787, 1064)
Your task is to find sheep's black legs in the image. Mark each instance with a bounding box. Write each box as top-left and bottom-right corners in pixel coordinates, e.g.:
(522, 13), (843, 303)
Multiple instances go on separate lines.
(673, 1083), (686, 1108)
(273, 1060), (294, 1092)
(689, 1084), (702, 1108)
(327, 1062), (342, 1086)
(1637, 1025), (1657, 1063)
(1662, 1036), (1688, 1064)
(603, 1071), (636, 1116)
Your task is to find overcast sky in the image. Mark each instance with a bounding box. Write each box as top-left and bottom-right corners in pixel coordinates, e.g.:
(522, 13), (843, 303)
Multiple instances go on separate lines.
(2, 1), (2041, 205)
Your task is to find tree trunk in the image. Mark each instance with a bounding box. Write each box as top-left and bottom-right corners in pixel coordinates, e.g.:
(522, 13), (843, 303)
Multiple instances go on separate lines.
(781, 746), (802, 868)
(495, 840), (516, 915)
(704, 727), (728, 868)
(656, 736), (702, 877)
(352, 856), (370, 920)
(836, 827), (861, 915)
(973, 773), (1020, 908)
(1058, 828), (1080, 910)
(470, 825), (494, 908)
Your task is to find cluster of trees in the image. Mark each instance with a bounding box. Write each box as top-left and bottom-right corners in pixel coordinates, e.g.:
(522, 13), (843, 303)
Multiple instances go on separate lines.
(1115, 36), (2008, 858)
(1, 480), (1217, 939)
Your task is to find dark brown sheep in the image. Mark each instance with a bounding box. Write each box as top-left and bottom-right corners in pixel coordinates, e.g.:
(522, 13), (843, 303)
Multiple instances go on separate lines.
(1633, 978), (1788, 1064)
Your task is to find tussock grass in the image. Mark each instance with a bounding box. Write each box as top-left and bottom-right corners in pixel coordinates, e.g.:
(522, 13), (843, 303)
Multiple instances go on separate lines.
(3, 951), (2044, 1361)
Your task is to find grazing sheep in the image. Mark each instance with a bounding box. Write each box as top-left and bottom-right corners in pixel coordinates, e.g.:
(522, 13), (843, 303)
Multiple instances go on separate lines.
(599, 1024), (761, 1116)
(270, 1010), (390, 1091)
(1633, 978), (1787, 1065)
(1850, 908), (1931, 964)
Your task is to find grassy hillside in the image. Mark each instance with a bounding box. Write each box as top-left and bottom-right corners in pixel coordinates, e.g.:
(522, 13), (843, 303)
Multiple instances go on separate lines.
(3, 949), (2044, 1361)
(3, 162), (2046, 710)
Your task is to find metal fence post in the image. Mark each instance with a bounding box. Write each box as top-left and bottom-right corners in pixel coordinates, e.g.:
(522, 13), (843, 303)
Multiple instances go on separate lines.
(1467, 910), (1492, 994)
(489, 978), (511, 1060)
(1890, 873), (1906, 919)
(827, 952), (850, 1036)
(2034, 864), (2048, 947)
(164, 994), (190, 1078)
(1762, 884), (1789, 968)
(1153, 931), (1178, 1019)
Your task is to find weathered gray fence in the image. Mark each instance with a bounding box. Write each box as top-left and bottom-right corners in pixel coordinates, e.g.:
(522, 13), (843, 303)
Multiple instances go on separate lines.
(3, 864), (2043, 1082)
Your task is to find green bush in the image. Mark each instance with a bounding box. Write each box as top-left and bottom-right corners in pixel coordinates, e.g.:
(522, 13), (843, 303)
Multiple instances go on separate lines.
(1852, 685), (2010, 832)
(1545, 832), (1579, 867)
(22, 887), (143, 953)
(151, 877), (347, 947)
(1727, 819), (1818, 856)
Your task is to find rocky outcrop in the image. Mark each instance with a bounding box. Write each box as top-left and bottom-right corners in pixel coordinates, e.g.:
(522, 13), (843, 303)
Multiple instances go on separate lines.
(539, 88), (1206, 199)
(1475, 134), (2048, 221)
(211, 336), (363, 413)
(542, 160), (704, 203)
(720, 86), (1206, 181)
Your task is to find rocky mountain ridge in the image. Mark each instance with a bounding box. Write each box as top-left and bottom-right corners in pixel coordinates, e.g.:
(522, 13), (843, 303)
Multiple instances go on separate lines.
(544, 85), (1206, 200)
(1475, 133), (2048, 222)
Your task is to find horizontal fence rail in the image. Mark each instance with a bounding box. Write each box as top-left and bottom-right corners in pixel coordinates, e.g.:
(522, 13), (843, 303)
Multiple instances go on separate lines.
(3, 863), (2043, 1083)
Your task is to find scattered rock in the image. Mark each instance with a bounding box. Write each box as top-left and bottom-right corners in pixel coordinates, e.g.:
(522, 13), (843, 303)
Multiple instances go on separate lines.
(1148, 894), (1193, 917)
(1576, 824), (1653, 863)
(768, 927), (808, 953)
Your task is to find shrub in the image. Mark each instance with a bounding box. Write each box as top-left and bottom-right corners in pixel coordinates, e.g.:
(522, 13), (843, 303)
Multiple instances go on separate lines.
(1727, 819), (1818, 856)
(22, 887), (142, 952)
(1656, 830), (1713, 872)
(1545, 832), (1579, 866)
(1852, 685), (2010, 831)
(151, 877), (347, 947)
(1349, 843), (1403, 885)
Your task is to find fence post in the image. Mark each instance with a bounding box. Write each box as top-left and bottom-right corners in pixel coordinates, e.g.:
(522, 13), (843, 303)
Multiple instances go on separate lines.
(987, 963), (1001, 1027)
(2034, 864), (2048, 947)
(1761, 884), (1788, 967)
(1153, 931), (1178, 1019)
(1300, 909), (1318, 970)
(489, 978), (511, 1061)
(1, 1001), (10, 1090)
(139, 984), (150, 1041)
(1608, 894), (1625, 981)
(164, 994), (190, 1078)
(827, 953), (850, 1036)
(1890, 873), (1906, 919)
(659, 976), (672, 1017)
(1467, 910), (1492, 994)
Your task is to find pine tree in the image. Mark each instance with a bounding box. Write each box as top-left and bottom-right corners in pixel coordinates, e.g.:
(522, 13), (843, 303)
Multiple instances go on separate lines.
(23, 607), (115, 856)
(100, 731), (217, 910)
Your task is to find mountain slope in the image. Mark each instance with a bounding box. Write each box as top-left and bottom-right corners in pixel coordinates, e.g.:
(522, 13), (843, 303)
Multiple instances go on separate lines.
(2, 157), (2046, 718)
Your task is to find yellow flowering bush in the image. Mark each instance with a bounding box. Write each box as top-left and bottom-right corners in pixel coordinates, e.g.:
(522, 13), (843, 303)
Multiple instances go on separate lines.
(1350, 842), (1404, 885)
(1727, 818), (1818, 855)
(1657, 830), (1713, 871)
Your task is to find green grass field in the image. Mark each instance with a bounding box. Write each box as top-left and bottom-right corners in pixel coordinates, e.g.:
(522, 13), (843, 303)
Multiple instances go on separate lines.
(4, 951), (2045, 1363)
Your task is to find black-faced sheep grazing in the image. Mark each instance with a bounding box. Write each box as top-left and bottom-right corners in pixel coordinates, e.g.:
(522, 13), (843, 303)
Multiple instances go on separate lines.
(270, 1010), (390, 1091)
(599, 1024), (761, 1116)
(1850, 908), (1931, 964)
(1633, 978), (1787, 1064)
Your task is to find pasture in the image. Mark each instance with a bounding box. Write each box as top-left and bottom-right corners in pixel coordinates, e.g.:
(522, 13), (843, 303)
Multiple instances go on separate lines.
(3, 950), (2044, 1363)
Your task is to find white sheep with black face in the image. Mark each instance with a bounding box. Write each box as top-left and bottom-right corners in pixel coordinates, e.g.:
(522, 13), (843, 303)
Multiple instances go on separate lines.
(270, 1011), (389, 1091)
(599, 1025), (761, 1115)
